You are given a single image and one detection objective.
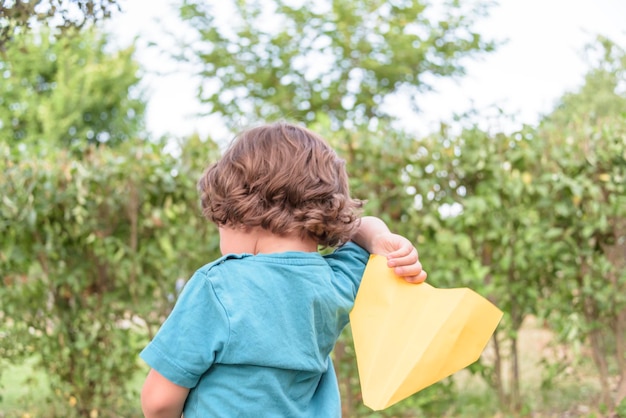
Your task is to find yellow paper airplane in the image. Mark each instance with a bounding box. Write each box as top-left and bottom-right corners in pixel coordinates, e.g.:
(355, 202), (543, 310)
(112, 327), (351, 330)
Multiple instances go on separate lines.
(350, 255), (503, 410)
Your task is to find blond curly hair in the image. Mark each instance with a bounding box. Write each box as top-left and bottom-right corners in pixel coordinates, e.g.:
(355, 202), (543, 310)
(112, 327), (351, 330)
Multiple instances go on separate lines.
(198, 122), (363, 247)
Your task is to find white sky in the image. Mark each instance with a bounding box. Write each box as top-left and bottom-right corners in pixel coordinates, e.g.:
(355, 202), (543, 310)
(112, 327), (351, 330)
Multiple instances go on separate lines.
(106, 0), (626, 141)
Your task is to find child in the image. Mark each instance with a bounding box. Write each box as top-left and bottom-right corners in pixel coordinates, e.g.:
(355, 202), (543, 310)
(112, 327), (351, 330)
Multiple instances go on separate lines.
(140, 122), (427, 418)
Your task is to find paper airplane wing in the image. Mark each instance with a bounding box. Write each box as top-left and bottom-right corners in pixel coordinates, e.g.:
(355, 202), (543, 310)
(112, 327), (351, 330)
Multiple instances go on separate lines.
(349, 255), (503, 411)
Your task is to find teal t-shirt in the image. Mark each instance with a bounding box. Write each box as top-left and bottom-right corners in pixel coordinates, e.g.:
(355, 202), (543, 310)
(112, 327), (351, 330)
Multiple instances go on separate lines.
(140, 242), (369, 417)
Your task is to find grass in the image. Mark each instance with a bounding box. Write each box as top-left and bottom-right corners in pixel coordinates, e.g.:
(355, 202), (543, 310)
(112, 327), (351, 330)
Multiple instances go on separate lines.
(0, 356), (50, 417)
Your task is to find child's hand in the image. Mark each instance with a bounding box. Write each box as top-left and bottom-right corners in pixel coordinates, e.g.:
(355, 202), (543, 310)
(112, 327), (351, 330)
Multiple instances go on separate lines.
(351, 217), (428, 283)
(371, 232), (427, 284)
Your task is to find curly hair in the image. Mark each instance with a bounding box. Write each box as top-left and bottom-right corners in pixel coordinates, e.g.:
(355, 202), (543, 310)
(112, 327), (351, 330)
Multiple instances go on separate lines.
(198, 122), (363, 247)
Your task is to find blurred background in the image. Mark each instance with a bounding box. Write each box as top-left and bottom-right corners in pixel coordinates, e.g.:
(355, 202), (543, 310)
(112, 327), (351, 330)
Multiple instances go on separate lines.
(105, 0), (626, 140)
(1, 1), (625, 417)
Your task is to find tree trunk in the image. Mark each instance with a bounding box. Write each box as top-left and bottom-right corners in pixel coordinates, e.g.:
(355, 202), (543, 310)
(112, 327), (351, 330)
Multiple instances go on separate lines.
(614, 307), (626, 406)
(579, 251), (616, 411)
(588, 328), (613, 410)
(606, 219), (626, 408)
(334, 340), (354, 417)
(584, 295), (614, 410)
(492, 333), (507, 407)
(509, 333), (521, 412)
(504, 232), (522, 412)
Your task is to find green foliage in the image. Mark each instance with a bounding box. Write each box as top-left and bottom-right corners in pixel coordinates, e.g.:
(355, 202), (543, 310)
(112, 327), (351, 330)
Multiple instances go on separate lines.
(177, 0), (494, 128)
(0, 0), (122, 50)
(0, 27), (145, 155)
(0, 25), (152, 415)
(402, 125), (550, 411)
(0, 136), (221, 416)
(318, 120), (422, 225)
(324, 65), (624, 412)
(535, 43), (626, 408)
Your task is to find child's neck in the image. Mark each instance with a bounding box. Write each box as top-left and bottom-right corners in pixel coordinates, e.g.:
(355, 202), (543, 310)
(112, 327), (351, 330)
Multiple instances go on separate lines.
(219, 226), (318, 255)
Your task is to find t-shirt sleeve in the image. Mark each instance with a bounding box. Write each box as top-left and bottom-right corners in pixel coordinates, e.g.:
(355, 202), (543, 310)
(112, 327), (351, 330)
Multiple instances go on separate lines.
(324, 241), (370, 300)
(140, 268), (229, 388)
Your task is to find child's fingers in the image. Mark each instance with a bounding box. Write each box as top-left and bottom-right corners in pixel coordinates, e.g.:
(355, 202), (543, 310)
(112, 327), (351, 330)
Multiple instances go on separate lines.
(391, 259), (423, 277)
(397, 268), (428, 284)
(386, 246), (418, 267)
(385, 247), (413, 260)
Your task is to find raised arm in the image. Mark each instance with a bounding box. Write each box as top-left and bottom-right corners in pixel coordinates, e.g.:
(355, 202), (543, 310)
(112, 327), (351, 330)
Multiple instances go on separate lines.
(351, 216), (427, 283)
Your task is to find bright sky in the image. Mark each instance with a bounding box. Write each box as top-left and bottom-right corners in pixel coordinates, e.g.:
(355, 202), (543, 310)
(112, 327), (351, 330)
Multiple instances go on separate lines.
(107, 0), (626, 140)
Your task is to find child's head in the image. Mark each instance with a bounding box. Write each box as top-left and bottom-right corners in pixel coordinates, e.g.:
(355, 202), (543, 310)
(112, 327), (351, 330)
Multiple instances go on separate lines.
(198, 121), (363, 247)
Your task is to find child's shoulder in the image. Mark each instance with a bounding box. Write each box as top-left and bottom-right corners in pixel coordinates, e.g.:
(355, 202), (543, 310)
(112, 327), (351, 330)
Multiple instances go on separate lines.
(180, 254), (254, 295)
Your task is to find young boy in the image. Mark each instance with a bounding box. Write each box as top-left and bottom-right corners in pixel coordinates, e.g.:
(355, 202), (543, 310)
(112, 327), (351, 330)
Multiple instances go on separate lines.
(140, 122), (427, 418)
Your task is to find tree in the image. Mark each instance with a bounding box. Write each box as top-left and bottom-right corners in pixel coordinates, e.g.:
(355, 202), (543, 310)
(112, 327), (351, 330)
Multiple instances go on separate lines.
(0, 134), (222, 416)
(0, 0), (122, 50)
(0, 27), (145, 155)
(398, 123), (552, 412)
(536, 37), (626, 412)
(0, 23), (179, 416)
(176, 0), (495, 129)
